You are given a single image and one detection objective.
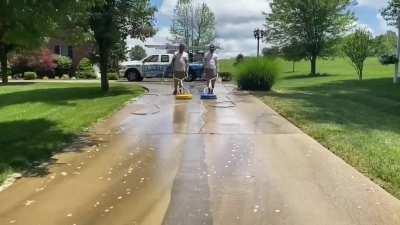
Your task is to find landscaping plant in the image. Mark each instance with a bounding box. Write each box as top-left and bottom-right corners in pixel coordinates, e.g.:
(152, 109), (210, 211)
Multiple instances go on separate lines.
(77, 58), (97, 79)
(23, 72), (37, 80)
(343, 28), (372, 80)
(56, 56), (73, 76)
(219, 72), (233, 82)
(236, 58), (280, 91)
(108, 72), (119, 80)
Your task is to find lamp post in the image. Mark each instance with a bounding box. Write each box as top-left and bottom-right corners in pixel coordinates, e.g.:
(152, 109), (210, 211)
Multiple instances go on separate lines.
(254, 28), (266, 57)
(395, 17), (400, 84)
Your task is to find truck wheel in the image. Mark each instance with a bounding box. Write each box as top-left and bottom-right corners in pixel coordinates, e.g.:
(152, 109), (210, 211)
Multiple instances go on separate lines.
(126, 70), (141, 82)
(185, 73), (196, 82)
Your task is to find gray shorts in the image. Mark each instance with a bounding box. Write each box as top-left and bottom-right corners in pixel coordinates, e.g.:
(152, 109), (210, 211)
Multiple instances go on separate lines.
(205, 68), (217, 80)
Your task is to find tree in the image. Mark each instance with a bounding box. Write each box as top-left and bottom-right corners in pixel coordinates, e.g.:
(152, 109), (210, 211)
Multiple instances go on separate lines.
(0, 0), (99, 84)
(371, 31), (397, 56)
(281, 42), (306, 72)
(262, 47), (281, 58)
(89, 0), (156, 91)
(108, 39), (128, 72)
(381, 0), (400, 83)
(193, 3), (216, 50)
(170, 0), (216, 51)
(130, 45), (147, 60)
(342, 29), (372, 81)
(234, 54), (245, 66)
(265, 0), (355, 76)
(171, 0), (192, 48)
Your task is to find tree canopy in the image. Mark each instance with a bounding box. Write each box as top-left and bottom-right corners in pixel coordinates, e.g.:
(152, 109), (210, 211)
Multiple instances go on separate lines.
(170, 0), (216, 51)
(265, 0), (355, 76)
(342, 28), (372, 80)
(0, 0), (99, 84)
(381, 0), (400, 26)
(89, 0), (156, 91)
(130, 45), (147, 61)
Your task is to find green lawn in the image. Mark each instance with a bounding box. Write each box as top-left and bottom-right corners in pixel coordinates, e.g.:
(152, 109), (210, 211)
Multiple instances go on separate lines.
(221, 57), (400, 198)
(0, 82), (144, 184)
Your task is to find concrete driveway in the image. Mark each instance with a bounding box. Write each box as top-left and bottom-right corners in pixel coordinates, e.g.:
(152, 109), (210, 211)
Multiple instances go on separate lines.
(0, 81), (399, 225)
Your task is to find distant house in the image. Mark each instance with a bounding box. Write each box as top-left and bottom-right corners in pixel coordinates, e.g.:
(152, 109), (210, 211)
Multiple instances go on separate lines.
(47, 39), (95, 73)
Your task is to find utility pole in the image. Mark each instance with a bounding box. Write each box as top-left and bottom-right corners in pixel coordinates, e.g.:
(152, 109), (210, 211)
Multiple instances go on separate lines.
(254, 28), (266, 57)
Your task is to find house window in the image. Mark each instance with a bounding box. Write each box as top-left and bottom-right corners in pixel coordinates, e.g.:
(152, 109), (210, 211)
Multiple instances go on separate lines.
(68, 46), (73, 58)
(54, 45), (61, 55)
(61, 46), (68, 57)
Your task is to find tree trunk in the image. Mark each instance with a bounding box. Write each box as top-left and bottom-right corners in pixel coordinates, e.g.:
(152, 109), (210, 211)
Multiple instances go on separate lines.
(99, 46), (109, 92)
(0, 43), (8, 85)
(292, 61), (295, 72)
(310, 56), (317, 76)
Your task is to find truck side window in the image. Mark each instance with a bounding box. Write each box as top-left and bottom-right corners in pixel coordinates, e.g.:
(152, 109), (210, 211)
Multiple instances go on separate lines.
(161, 55), (169, 63)
(144, 55), (159, 63)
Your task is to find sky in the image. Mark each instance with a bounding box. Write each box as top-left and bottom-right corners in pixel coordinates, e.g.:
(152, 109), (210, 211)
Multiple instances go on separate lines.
(127, 0), (394, 59)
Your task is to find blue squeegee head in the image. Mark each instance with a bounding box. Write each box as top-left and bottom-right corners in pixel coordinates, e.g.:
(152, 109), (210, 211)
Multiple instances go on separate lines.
(200, 93), (217, 100)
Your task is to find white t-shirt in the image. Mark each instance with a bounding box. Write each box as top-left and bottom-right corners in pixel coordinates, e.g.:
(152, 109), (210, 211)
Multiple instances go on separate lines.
(173, 52), (189, 72)
(204, 52), (218, 70)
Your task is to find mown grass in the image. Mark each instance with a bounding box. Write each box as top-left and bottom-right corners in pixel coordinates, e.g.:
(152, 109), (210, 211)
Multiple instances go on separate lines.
(0, 82), (144, 184)
(220, 57), (400, 199)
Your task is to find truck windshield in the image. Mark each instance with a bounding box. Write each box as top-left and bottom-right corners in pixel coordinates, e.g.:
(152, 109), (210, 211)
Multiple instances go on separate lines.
(144, 55), (159, 63)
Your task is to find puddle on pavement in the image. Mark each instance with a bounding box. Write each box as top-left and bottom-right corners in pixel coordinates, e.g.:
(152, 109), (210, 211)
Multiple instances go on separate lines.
(131, 104), (161, 115)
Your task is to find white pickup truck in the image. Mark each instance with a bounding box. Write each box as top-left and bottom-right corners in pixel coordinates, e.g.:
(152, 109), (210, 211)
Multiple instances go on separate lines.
(119, 54), (172, 81)
(119, 54), (204, 82)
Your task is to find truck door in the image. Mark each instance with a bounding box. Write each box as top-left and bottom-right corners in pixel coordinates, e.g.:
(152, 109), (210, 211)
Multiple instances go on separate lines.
(160, 55), (171, 78)
(142, 55), (160, 78)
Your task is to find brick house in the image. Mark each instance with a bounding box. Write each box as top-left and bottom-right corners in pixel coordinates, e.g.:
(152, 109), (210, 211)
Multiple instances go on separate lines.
(47, 39), (95, 74)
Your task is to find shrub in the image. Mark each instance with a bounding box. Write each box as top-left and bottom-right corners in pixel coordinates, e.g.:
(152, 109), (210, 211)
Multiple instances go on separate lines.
(23, 72), (37, 80)
(236, 58), (280, 91)
(219, 72), (233, 82)
(234, 54), (245, 66)
(33, 49), (57, 77)
(10, 50), (57, 78)
(10, 54), (31, 75)
(379, 54), (398, 65)
(61, 74), (70, 80)
(108, 72), (119, 80)
(77, 58), (97, 79)
(56, 56), (73, 76)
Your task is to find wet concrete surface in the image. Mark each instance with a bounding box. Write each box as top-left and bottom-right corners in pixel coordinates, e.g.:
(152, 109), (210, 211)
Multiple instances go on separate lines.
(1, 81), (400, 225)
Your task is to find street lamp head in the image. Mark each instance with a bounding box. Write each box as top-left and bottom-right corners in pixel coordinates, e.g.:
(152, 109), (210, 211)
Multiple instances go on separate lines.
(254, 28), (266, 39)
(254, 28), (260, 39)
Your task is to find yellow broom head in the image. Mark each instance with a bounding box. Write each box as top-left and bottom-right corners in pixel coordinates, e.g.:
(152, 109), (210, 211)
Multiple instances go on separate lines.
(176, 93), (193, 100)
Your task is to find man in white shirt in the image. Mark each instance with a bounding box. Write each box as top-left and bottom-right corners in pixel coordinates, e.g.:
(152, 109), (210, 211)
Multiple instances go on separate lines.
(171, 43), (189, 95)
(204, 44), (218, 94)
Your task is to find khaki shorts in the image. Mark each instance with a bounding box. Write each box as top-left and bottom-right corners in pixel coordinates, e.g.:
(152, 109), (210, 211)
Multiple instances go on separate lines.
(174, 71), (186, 88)
(174, 71), (186, 79)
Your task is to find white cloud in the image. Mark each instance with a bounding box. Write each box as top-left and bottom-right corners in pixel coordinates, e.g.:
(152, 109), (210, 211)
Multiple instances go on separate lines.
(156, 0), (271, 58)
(357, 0), (387, 9)
(373, 13), (397, 36)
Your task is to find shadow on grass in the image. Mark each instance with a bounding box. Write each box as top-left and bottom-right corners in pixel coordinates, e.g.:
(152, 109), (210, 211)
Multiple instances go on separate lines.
(1, 82), (36, 86)
(282, 73), (336, 80)
(0, 85), (135, 108)
(260, 77), (400, 133)
(0, 119), (76, 178)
